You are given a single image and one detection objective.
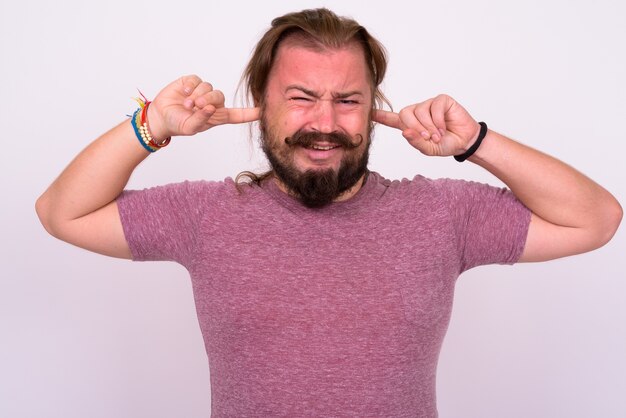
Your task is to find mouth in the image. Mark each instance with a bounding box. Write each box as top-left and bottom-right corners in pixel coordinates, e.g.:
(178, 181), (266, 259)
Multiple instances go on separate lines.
(304, 143), (342, 151)
(297, 141), (344, 165)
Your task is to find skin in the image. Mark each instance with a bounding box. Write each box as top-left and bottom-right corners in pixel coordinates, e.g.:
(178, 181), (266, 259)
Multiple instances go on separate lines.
(261, 43), (372, 201)
(36, 42), (622, 262)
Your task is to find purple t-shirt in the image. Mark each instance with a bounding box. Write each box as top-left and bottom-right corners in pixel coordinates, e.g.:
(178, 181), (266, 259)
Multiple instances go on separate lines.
(118, 172), (530, 417)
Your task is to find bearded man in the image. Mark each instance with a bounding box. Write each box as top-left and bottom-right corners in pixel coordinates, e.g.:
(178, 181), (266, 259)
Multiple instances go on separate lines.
(36, 8), (621, 418)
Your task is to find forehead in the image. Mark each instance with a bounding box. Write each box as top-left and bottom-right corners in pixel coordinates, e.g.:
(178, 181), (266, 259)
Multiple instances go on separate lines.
(268, 41), (371, 95)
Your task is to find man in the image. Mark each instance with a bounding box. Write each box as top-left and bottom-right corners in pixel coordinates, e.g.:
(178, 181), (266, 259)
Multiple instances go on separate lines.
(36, 8), (621, 418)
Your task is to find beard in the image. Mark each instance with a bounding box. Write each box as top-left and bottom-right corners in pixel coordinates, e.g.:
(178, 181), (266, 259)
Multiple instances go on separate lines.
(261, 124), (371, 208)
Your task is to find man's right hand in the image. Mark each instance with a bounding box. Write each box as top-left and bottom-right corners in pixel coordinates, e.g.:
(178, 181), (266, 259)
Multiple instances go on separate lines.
(148, 75), (260, 141)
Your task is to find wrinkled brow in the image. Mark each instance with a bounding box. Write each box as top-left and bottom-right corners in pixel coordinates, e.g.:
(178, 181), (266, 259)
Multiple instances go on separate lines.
(285, 84), (364, 99)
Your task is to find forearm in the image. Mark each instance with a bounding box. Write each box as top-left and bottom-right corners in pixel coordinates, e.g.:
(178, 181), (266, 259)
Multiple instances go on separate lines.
(36, 119), (150, 234)
(469, 130), (622, 259)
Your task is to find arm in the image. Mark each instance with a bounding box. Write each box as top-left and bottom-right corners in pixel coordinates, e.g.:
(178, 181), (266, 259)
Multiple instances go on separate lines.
(468, 130), (622, 262)
(373, 95), (622, 262)
(36, 120), (149, 259)
(36, 75), (260, 259)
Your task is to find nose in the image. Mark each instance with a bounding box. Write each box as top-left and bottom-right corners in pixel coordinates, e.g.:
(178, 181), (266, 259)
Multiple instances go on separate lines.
(310, 99), (337, 134)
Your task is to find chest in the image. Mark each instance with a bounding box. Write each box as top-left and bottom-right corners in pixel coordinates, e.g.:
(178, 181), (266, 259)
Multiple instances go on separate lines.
(189, 213), (459, 345)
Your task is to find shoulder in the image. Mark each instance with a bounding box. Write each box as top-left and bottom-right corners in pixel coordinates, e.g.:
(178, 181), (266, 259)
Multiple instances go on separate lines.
(121, 177), (240, 199)
(118, 177), (253, 218)
(375, 172), (512, 202)
(367, 171), (526, 220)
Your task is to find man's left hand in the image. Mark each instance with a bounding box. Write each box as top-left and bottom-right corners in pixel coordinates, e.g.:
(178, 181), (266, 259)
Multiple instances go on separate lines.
(373, 94), (481, 157)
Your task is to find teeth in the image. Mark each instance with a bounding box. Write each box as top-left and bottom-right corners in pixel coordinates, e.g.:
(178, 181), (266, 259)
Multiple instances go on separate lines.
(310, 145), (336, 150)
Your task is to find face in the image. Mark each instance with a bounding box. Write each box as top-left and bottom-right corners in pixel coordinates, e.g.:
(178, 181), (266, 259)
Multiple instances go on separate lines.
(261, 41), (373, 207)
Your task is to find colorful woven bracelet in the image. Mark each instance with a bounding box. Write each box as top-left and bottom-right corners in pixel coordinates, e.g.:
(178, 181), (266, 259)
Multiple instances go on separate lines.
(130, 92), (171, 152)
(131, 108), (157, 152)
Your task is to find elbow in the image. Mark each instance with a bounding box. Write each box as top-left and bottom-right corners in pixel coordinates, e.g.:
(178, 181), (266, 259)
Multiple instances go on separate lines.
(606, 198), (623, 238)
(35, 192), (59, 238)
(594, 196), (623, 249)
(35, 193), (51, 234)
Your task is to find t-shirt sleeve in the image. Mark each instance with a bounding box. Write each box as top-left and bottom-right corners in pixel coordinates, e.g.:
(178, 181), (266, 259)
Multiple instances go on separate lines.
(434, 178), (531, 273)
(116, 180), (211, 265)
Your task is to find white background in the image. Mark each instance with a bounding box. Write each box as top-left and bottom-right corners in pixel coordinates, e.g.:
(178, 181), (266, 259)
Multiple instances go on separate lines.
(1, 0), (625, 417)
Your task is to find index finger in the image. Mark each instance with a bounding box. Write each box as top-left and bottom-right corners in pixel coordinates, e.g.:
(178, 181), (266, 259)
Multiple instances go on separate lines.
(373, 109), (402, 130)
(225, 107), (261, 124)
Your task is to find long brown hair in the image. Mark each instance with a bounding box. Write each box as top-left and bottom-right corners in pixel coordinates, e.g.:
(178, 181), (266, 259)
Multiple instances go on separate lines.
(241, 7), (390, 110)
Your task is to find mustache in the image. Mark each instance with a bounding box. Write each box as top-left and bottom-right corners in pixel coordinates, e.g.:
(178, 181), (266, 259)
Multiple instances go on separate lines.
(284, 130), (364, 149)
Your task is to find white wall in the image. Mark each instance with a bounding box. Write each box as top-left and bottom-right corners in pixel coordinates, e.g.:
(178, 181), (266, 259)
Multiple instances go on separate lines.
(1, 0), (624, 417)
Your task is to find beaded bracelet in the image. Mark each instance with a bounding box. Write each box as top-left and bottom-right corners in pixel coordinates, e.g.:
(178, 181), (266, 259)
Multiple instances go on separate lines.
(130, 92), (171, 152)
